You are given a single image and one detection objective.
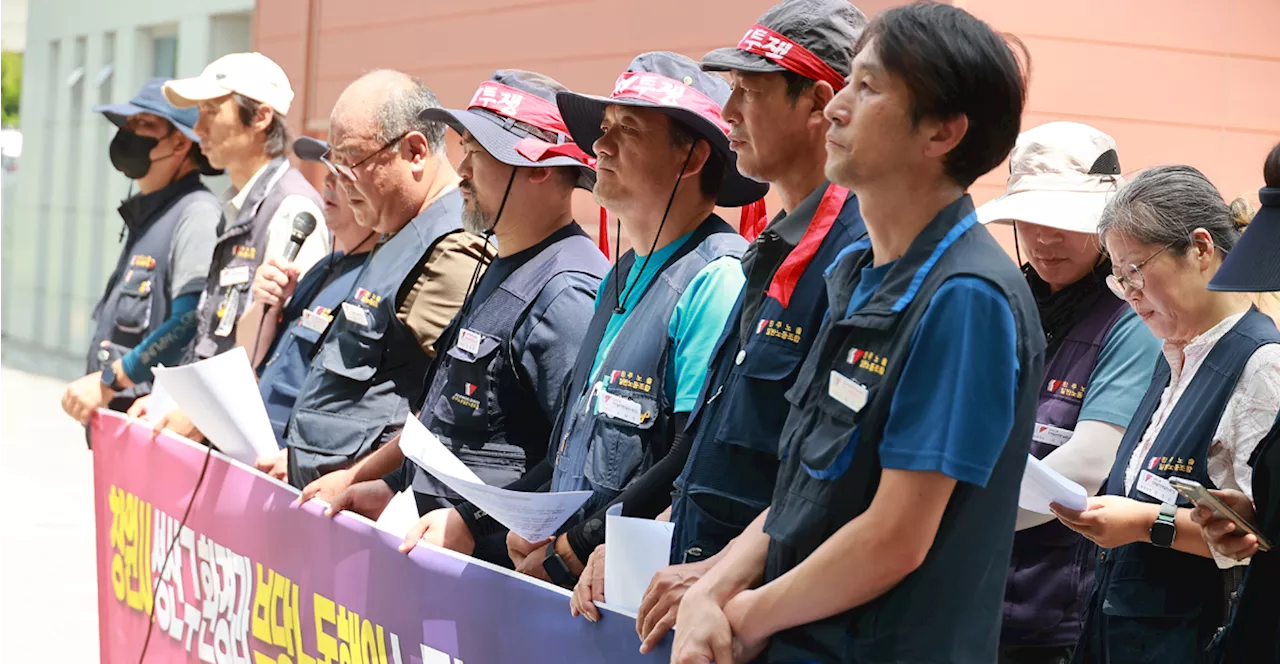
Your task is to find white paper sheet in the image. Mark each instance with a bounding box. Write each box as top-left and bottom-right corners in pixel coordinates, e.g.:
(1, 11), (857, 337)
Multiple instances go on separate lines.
(398, 416), (591, 542)
(144, 374), (178, 424)
(1019, 454), (1089, 514)
(603, 504), (675, 613)
(374, 489), (421, 539)
(151, 347), (279, 465)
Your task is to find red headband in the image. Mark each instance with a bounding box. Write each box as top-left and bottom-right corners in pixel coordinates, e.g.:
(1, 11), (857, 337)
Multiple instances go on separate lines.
(468, 82), (571, 137)
(468, 81), (592, 167)
(737, 25), (846, 91)
(611, 72), (731, 134)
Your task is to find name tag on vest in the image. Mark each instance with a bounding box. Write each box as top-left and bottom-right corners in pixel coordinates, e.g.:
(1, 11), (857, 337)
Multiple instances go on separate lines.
(1137, 469), (1178, 504)
(300, 308), (332, 334)
(598, 391), (644, 425)
(1032, 423), (1073, 448)
(828, 371), (868, 413)
(341, 302), (370, 327)
(220, 265), (251, 287)
(456, 328), (483, 355)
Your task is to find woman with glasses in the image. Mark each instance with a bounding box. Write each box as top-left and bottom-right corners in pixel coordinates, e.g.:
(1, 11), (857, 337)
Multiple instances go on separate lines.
(1052, 164), (1280, 664)
(979, 123), (1162, 664)
(1191, 141), (1280, 663)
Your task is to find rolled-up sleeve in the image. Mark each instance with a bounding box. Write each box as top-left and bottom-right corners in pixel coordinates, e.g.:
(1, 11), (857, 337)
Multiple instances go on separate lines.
(397, 232), (495, 359)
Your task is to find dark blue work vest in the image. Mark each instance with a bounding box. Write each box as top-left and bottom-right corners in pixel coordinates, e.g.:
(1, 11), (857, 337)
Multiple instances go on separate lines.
(670, 191), (865, 564)
(258, 250), (369, 447)
(286, 191), (466, 487)
(191, 158), (323, 361)
(1076, 308), (1280, 664)
(88, 173), (220, 412)
(763, 197), (1044, 663)
(412, 231), (608, 497)
(1002, 292), (1128, 647)
(549, 216), (746, 524)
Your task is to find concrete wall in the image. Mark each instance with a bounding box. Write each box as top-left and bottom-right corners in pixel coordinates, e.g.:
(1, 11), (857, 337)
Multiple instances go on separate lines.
(2, 0), (253, 378)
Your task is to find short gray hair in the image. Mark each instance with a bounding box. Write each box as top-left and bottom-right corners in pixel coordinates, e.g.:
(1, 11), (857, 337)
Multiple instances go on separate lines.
(373, 73), (447, 156)
(1098, 165), (1245, 256)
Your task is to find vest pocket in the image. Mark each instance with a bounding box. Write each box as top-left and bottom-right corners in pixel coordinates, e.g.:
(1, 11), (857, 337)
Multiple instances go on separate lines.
(112, 268), (157, 340)
(429, 336), (503, 445)
(715, 342), (804, 455)
(287, 407), (385, 483)
(798, 383), (876, 481)
(322, 314), (386, 382)
(583, 389), (660, 493)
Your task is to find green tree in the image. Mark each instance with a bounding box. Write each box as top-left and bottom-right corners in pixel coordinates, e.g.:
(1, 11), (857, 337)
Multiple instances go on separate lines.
(2, 51), (22, 127)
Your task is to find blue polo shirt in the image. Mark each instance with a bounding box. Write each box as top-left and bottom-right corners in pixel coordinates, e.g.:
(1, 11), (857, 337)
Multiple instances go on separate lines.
(589, 229), (745, 413)
(846, 261), (1020, 487)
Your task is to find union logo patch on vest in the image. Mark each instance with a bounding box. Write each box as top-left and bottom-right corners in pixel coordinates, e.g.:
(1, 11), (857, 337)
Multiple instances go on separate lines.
(354, 288), (383, 308)
(233, 244), (256, 260)
(464, 382), (478, 396)
(1046, 378), (1085, 400)
(608, 370), (654, 392)
(757, 319), (802, 343)
(846, 347), (887, 376)
(131, 255), (156, 269)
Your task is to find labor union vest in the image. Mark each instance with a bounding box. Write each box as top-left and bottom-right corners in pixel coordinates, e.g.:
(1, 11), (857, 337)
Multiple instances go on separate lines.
(1002, 293), (1128, 647)
(670, 190), (864, 564)
(548, 217), (746, 524)
(258, 250), (369, 447)
(1076, 308), (1280, 664)
(763, 197), (1044, 663)
(88, 174), (220, 412)
(190, 158), (322, 361)
(286, 191), (465, 487)
(411, 232), (609, 498)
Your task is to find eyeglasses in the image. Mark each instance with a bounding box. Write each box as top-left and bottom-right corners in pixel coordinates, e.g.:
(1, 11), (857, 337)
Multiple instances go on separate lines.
(1106, 243), (1173, 298)
(321, 131), (409, 182)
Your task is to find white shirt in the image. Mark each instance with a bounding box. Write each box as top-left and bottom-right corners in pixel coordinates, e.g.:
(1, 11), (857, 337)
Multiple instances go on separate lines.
(225, 160), (329, 276)
(1122, 312), (1280, 566)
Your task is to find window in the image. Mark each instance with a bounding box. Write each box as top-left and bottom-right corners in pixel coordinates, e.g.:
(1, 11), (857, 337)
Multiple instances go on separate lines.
(153, 35), (177, 78)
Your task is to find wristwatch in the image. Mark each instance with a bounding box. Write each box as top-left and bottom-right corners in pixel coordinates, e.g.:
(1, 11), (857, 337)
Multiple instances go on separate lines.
(1150, 502), (1177, 547)
(543, 540), (576, 588)
(101, 363), (127, 392)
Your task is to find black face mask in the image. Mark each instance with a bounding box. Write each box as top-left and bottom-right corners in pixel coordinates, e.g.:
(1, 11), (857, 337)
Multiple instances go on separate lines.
(109, 129), (162, 179)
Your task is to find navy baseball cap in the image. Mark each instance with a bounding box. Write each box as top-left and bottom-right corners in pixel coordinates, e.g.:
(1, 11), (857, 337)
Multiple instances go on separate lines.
(293, 136), (330, 163)
(701, 0), (867, 88)
(95, 77), (221, 176)
(556, 51), (769, 207)
(1209, 187), (1280, 292)
(420, 70), (596, 191)
(95, 77), (202, 142)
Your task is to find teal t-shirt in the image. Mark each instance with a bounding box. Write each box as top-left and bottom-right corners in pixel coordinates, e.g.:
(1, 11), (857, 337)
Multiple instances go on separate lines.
(589, 230), (745, 413)
(1077, 307), (1162, 427)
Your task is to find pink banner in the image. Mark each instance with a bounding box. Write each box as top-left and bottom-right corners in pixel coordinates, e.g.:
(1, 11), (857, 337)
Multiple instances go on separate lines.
(91, 410), (669, 663)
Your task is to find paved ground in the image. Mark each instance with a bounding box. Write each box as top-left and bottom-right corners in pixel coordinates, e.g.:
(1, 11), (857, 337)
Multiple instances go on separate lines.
(0, 366), (100, 662)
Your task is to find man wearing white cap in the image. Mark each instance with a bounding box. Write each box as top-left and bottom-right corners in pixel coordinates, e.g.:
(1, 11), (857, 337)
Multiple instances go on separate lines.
(977, 121), (1161, 664)
(162, 52), (328, 363)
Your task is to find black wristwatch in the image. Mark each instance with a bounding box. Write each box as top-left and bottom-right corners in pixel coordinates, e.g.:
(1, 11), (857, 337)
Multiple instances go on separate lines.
(1150, 502), (1177, 548)
(101, 363), (127, 392)
(543, 540), (576, 588)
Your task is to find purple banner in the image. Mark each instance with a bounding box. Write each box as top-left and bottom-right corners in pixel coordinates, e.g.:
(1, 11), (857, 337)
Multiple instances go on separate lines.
(92, 410), (670, 663)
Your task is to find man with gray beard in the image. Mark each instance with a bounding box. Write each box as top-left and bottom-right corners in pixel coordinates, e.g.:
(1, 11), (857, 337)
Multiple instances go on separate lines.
(305, 71), (609, 568)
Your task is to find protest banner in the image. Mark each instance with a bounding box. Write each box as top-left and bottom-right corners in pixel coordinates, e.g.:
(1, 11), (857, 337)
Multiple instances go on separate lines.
(91, 410), (669, 663)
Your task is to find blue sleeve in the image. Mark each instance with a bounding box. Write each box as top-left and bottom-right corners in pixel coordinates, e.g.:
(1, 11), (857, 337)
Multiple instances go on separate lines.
(1078, 308), (1162, 427)
(120, 292), (201, 384)
(514, 272), (601, 422)
(667, 256), (746, 412)
(879, 276), (1019, 487)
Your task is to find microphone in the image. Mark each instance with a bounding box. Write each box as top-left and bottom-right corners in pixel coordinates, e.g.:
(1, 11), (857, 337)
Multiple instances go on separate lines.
(283, 211), (318, 262)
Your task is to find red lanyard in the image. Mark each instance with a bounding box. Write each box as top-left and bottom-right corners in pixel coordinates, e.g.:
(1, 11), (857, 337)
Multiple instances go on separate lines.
(764, 183), (850, 308)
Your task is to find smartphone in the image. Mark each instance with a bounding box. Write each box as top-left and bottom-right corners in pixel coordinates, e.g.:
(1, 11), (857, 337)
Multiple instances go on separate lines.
(1168, 477), (1272, 552)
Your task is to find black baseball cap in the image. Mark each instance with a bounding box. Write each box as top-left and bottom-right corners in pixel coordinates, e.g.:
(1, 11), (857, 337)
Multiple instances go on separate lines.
(701, 0), (867, 83)
(420, 70), (596, 191)
(556, 51), (769, 207)
(1209, 187), (1280, 292)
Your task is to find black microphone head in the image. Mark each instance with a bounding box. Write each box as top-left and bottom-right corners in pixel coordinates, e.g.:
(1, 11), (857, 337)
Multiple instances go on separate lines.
(291, 211), (318, 239)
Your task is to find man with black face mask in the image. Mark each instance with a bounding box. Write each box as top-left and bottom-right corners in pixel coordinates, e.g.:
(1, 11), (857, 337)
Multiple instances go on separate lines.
(61, 78), (224, 426)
